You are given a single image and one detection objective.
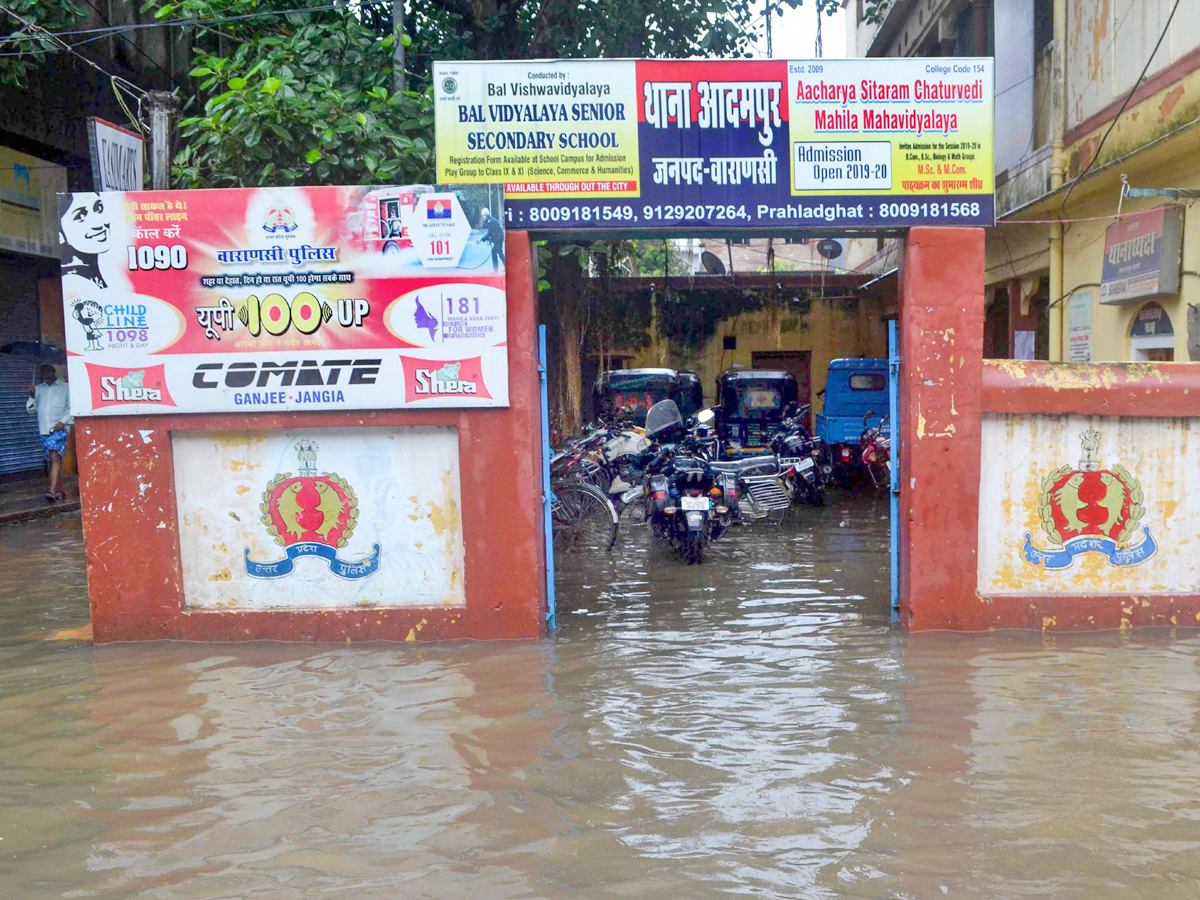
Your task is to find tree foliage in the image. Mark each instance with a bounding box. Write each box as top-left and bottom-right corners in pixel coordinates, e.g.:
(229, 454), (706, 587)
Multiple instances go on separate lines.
(0, 1), (87, 87)
(136, 1), (433, 188)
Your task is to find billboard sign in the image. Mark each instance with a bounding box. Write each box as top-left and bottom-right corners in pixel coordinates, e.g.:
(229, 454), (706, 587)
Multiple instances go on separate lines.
(87, 117), (145, 192)
(1099, 206), (1183, 304)
(0, 146), (68, 258)
(433, 57), (994, 232)
(60, 184), (508, 416)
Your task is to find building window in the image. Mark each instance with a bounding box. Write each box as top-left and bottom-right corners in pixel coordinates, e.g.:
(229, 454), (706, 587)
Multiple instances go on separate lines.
(1034, 0), (1053, 54)
(1129, 301), (1174, 361)
(723, 335), (737, 350)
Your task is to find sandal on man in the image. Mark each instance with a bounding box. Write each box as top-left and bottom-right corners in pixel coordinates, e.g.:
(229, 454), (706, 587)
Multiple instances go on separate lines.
(54, 491), (66, 502)
(44, 492), (57, 502)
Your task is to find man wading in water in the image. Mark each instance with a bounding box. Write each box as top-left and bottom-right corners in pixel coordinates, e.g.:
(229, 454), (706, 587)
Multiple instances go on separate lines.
(26, 365), (73, 502)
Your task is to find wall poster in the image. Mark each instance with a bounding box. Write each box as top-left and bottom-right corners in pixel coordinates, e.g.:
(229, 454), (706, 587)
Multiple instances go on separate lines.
(173, 427), (466, 610)
(60, 184), (508, 416)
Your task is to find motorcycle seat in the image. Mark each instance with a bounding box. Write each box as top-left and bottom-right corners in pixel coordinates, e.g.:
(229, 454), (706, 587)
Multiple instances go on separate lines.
(709, 456), (779, 475)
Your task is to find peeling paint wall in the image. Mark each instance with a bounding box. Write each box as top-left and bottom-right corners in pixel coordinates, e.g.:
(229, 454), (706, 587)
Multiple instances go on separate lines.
(978, 413), (1200, 597)
(1066, 0), (1200, 131)
(622, 298), (888, 409)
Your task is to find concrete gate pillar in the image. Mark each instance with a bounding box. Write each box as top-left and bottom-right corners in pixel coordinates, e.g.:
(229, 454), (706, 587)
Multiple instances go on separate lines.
(897, 227), (985, 629)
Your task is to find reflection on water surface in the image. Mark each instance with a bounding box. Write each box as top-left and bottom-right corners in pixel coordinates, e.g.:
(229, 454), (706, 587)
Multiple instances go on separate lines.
(2, 501), (1199, 898)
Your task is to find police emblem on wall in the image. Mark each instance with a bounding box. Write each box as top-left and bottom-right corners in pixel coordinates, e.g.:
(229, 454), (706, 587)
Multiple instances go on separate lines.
(244, 440), (381, 579)
(1021, 429), (1157, 569)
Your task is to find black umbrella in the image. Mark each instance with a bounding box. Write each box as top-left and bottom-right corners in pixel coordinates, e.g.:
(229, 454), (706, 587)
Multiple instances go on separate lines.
(1, 341), (66, 364)
(1, 341), (67, 383)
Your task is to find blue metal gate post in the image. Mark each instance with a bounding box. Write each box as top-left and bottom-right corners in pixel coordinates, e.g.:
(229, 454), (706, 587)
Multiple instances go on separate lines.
(538, 325), (557, 629)
(888, 319), (900, 622)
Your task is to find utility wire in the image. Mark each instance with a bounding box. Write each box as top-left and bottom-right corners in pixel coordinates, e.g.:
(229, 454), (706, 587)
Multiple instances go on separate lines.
(0, 2), (147, 99)
(1058, 0), (1182, 215)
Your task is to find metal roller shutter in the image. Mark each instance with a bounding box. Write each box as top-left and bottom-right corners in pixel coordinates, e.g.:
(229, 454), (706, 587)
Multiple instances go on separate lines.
(0, 255), (46, 475)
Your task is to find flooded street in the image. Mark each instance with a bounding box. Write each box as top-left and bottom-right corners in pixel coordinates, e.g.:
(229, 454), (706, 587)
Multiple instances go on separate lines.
(4, 498), (1200, 898)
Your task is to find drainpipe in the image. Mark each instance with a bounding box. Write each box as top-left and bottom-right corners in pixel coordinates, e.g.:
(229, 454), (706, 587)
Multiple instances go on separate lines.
(1048, 0), (1067, 360)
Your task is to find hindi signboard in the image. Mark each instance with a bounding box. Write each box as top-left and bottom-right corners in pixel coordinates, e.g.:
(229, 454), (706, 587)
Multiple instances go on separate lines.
(433, 57), (994, 232)
(87, 117), (145, 192)
(1099, 206), (1183, 304)
(1067, 291), (1092, 362)
(60, 184), (508, 416)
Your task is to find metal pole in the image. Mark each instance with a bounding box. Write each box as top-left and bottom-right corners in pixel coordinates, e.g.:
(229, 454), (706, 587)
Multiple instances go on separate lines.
(888, 319), (900, 623)
(539, 324), (557, 629)
(147, 91), (175, 190)
(765, 0), (772, 58)
(392, 0), (405, 94)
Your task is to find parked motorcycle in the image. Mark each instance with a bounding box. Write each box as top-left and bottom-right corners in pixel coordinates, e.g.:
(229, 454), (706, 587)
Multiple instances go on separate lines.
(642, 400), (733, 564)
(766, 405), (829, 506)
(859, 412), (892, 489)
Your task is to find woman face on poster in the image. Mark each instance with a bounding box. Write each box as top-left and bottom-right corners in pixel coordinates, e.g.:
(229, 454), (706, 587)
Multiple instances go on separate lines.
(58, 192), (112, 288)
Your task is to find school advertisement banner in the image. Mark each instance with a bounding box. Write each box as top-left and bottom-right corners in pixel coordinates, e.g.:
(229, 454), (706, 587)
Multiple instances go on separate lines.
(59, 184), (508, 416)
(434, 58), (994, 231)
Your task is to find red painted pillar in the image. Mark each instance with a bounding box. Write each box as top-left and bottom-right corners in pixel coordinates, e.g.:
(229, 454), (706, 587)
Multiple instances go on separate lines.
(897, 227), (985, 630)
(78, 231), (545, 643)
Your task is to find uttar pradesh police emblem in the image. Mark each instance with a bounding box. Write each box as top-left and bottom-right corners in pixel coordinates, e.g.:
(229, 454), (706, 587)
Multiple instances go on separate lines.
(1021, 428), (1156, 569)
(244, 440), (381, 579)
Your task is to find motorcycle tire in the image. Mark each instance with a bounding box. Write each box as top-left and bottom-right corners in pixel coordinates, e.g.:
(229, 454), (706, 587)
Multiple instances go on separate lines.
(681, 530), (706, 565)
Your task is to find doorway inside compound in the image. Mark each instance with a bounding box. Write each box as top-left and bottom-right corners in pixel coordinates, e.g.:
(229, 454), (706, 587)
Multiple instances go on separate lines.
(539, 231), (916, 628)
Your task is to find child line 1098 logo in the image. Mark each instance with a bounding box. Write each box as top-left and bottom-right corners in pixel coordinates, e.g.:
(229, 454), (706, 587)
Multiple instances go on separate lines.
(401, 356), (491, 402)
(85, 363), (175, 409)
(73, 300), (152, 352)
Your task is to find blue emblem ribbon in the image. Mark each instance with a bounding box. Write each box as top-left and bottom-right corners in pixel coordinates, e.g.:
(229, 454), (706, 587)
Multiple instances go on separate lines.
(245, 542), (381, 579)
(1021, 528), (1157, 569)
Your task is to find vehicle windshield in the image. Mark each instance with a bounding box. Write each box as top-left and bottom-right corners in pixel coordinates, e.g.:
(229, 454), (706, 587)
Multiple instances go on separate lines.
(597, 374), (677, 421)
(723, 380), (788, 419)
(644, 399), (683, 441)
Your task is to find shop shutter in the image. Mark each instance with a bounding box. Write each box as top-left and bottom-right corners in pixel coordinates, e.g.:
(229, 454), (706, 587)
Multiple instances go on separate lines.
(0, 255), (47, 475)
(0, 357), (43, 474)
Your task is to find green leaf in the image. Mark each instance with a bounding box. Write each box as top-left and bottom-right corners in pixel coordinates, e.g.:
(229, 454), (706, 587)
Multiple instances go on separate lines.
(227, 77), (248, 90)
(188, 66), (212, 77)
(400, 34), (412, 47)
(304, 148), (321, 164)
(356, 112), (367, 126)
(382, 35), (394, 49)
(261, 77), (283, 96)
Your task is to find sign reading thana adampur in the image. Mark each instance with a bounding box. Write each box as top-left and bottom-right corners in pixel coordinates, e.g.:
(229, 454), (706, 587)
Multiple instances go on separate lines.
(433, 58), (994, 232)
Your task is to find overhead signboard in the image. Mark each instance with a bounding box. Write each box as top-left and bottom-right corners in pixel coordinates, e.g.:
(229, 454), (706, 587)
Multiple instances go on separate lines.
(1099, 206), (1183, 304)
(60, 184), (508, 416)
(433, 57), (994, 232)
(87, 117), (145, 192)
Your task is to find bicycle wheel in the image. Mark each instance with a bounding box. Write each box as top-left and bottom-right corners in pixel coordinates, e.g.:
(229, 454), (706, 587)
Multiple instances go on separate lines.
(551, 482), (619, 552)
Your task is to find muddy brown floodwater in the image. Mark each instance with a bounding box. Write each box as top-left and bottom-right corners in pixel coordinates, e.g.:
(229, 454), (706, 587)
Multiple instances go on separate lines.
(3, 496), (1200, 898)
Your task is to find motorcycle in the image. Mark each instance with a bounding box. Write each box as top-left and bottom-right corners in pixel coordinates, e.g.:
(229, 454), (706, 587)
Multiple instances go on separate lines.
(642, 400), (733, 564)
(859, 411), (892, 489)
(767, 405), (829, 506)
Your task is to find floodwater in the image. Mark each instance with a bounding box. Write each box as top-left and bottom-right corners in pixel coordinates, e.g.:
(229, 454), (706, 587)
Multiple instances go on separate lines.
(3, 498), (1200, 898)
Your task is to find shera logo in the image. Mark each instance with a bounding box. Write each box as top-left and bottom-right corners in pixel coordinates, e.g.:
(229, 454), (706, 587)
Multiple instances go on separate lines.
(401, 356), (491, 402)
(86, 363), (175, 409)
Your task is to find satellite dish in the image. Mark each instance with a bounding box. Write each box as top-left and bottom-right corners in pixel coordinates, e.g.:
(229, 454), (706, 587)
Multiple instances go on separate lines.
(817, 239), (843, 260)
(701, 250), (726, 275)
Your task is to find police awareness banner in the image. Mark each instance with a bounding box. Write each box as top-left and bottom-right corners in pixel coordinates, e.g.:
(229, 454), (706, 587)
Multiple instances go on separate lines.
(59, 184), (508, 416)
(434, 58), (994, 231)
